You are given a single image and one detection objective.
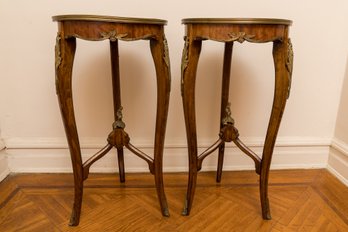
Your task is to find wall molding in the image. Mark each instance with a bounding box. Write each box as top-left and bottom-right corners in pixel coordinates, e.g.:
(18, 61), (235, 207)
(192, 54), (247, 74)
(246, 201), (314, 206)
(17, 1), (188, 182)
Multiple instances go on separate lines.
(331, 138), (348, 157)
(4, 136), (330, 174)
(3, 137), (348, 186)
(0, 138), (5, 150)
(0, 151), (10, 182)
(328, 138), (348, 186)
(3, 136), (332, 149)
(0, 137), (10, 181)
(327, 164), (348, 187)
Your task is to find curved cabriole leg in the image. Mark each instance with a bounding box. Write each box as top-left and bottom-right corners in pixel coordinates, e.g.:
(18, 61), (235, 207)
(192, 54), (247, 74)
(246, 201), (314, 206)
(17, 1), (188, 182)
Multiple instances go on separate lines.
(149, 35), (171, 217)
(55, 35), (83, 226)
(181, 38), (202, 216)
(110, 40), (125, 183)
(260, 38), (292, 220)
(217, 41), (234, 183)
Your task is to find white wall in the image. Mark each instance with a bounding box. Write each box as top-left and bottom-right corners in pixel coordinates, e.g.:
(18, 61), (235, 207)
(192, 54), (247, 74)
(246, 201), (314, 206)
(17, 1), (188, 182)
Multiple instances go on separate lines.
(329, 55), (348, 186)
(334, 62), (348, 143)
(0, 1), (348, 176)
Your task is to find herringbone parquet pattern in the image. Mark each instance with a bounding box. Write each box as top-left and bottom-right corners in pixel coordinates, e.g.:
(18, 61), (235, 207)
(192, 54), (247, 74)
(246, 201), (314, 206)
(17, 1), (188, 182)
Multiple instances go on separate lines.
(0, 169), (347, 231)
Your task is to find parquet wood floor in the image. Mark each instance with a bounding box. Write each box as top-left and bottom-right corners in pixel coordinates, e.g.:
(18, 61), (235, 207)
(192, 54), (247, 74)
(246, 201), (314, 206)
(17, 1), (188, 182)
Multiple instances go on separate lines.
(0, 169), (347, 231)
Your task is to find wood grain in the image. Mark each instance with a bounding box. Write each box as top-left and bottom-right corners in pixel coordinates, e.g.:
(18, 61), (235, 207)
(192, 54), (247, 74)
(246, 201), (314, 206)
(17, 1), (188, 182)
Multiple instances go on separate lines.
(181, 18), (293, 219)
(54, 15), (171, 225)
(0, 169), (347, 231)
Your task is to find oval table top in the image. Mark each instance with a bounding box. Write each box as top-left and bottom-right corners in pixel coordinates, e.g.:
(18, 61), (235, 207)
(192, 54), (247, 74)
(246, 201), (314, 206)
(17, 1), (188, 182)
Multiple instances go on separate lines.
(52, 14), (167, 25)
(182, 18), (292, 26)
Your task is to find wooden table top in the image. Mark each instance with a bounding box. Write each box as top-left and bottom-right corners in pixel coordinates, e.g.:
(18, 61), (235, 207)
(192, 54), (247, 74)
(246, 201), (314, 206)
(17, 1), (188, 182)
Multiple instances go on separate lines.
(182, 18), (292, 25)
(52, 14), (167, 25)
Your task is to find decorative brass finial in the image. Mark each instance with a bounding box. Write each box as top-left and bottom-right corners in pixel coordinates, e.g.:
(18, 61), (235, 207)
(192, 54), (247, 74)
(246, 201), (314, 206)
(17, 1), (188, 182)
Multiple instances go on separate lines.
(222, 103), (234, 125)
(113, 107), (126, 129)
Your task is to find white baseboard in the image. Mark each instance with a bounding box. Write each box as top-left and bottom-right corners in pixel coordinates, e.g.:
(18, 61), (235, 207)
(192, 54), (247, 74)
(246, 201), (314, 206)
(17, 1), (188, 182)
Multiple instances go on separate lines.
(5, 137), (330, 173)
(0, 151), (10, 182)
(328, 138), (348, 186)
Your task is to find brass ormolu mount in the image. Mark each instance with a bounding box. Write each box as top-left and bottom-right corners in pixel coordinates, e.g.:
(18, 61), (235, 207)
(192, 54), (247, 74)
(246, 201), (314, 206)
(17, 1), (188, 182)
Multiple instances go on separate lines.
(219, 103), (239, 142)
(197, 103), (261, 174)
(107, 107), (155, 174)
(82, 107), (155, 180)
(107, 107), (129, 149)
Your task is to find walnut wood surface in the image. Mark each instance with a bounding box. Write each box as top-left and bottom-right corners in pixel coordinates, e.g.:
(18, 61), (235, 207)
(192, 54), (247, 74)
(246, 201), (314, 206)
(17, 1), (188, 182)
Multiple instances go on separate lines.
(53, 14), (167, 25)
(182, 18), (292, 25)
(181, 18), (293, 219)
(54, 15), (171, 226)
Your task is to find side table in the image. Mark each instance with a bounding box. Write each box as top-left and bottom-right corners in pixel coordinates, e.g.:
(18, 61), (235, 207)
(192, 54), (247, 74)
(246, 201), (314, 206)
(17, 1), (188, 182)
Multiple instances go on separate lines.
(53, 15), (171, 226)
(180, 18), (293, 219)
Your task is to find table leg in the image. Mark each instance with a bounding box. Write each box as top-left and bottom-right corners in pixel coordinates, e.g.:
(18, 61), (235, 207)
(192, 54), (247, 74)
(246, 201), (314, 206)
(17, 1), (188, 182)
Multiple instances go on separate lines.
(110, 40), (125, 183)
(217, 41), (234, 183)
(181, 38), (202, 216)
(55, 35), (83, 226)
(149, 35), (171, 217)
(260, 38), (292, 219)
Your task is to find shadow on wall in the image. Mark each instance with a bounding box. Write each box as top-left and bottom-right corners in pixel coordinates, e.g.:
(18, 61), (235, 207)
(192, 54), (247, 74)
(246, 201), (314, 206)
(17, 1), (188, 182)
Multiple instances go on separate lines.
(334, 54), (348, 143)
